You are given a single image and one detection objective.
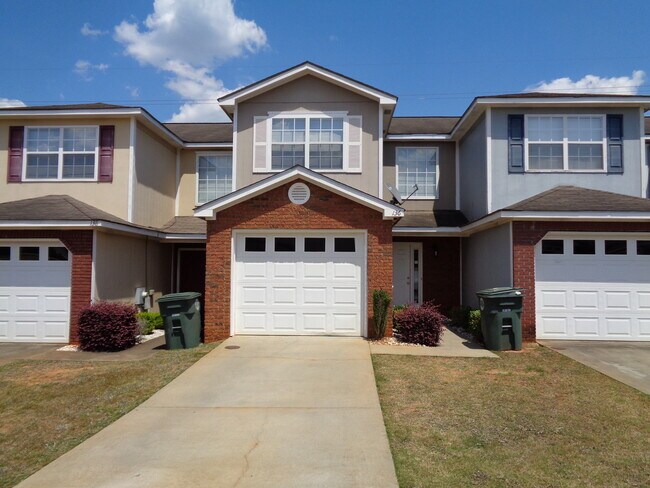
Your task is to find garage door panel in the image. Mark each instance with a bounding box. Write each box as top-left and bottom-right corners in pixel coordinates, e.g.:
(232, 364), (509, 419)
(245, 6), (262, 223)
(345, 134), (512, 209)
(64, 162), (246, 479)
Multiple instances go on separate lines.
(303, 287), (327, 305)
(302, 313), (327, 332)
(15, 321), (38, 339)
(272, 287), (297, 305)
(332, 313), (359, 332)
(303, 262), (327, 279)
(44, 321), (69, 340)
(15, 295), (39, 313)
(536, 235), (650, 341)
(0, 321), (8, 339)
(271, 313), (297, 332)
(241, 262), (267, 279)
(273, 262), (297, 278)
(44, 295), (70, 313)
(241, 287), (266, 305)
(0, 295), (9, 313)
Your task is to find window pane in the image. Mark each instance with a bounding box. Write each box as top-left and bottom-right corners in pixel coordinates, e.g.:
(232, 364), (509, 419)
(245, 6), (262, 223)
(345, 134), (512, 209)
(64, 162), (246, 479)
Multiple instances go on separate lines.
(63, 127), (97, 151)
(309, 144), (343, 170)
(63, 154), (95, 178)
(568, 144), (603, 170)
(26, 127), (60, 151)
(541, 240), (564, 254)
(26, 154), (59, 179)
(334, 237), (355, 252)
(19, 247), (40, 261)
(528, 144), (563, 170)
(396, 147), (437, 197)
(528, 116), (563, 142)
(274, 237), (295, 252)
(604, 240), (627, 255)
(636, 240), (650, 255)
(197, 154), (232, 203)
(0, 246), (10, 260)
(573, 240), (595, 255)
(245, 237), (266, 252)
(271, 144), (305, 170)
(304, 237), (326, 252)
(567, 116), (602, 142)
(48, 246), (69, 261)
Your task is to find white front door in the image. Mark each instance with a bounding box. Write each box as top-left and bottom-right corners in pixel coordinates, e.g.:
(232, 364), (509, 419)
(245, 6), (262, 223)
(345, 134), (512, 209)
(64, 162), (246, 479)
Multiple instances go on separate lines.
(393, 242), (423, 306)
(536, 233), (650, 341)
(0, 240), (71, 343)
(233, 231), (365, 336)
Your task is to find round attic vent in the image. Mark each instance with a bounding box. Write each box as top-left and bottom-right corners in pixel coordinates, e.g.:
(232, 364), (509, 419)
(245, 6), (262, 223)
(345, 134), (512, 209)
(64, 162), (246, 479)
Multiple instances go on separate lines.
(288, 182), (310, 205)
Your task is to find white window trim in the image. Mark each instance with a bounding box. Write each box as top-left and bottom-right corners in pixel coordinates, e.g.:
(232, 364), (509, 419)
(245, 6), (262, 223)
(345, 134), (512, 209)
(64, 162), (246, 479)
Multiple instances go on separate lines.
(22, 125), (99, 182)
(195, 151), (234, 206)
(259, 111), (358, 174)
(523, 114), (608, 173)
(395, 146), (440, 200)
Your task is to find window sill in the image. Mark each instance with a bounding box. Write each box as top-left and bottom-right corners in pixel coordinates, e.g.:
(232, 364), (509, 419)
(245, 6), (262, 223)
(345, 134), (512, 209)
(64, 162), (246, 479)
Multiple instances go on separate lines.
(523, 169), (608, 174)
(21, 178), (99, 183)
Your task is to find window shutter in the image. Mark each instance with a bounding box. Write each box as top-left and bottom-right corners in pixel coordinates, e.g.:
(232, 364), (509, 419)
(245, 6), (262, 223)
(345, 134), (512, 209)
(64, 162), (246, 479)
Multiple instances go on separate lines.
(253, 116), (268, 172)
(98, 125), (115, 182)
(508, 115), (524, 173)
(346, 115), (362, 172)
(7, 126), (24, 182)
(606, 114), (623, 173)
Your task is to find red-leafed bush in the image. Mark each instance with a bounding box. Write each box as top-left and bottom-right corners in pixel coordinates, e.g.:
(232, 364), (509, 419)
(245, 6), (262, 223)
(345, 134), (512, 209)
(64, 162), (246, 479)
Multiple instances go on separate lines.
(393, 301), (446, 346)
(78, 302), (139, 352)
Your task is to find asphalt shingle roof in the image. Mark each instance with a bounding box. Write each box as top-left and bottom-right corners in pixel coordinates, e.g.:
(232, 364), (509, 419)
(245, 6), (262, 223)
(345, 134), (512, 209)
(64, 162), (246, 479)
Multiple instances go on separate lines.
(387, 117), (459, 135)
(504, 186), (650, 212)
(163, 123), (233, 143)
(394, 209), (468, 228)
(0, 103), (134, 111)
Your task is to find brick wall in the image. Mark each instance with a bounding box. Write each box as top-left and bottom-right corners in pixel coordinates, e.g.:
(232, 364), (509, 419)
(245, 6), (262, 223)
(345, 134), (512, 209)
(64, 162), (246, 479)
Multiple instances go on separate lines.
(512, 221), (650, 341)
(204, 180), (394, 342)
(0, 229), (93, 344)
(393, 236), (461, 312)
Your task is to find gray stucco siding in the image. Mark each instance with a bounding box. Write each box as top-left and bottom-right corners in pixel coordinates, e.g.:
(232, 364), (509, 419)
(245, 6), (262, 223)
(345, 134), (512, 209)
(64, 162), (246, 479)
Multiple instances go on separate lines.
(462, 223), (512, 308)
(490, 107), (645, 212)
(458, 115), (487, 221)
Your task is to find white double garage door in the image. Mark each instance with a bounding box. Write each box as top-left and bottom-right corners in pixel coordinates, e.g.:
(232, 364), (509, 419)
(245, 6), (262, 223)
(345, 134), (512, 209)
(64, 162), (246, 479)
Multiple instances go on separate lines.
(536, 233), (650, 341)
(233, 231), (365, 336)
(0, 240), (71, 343)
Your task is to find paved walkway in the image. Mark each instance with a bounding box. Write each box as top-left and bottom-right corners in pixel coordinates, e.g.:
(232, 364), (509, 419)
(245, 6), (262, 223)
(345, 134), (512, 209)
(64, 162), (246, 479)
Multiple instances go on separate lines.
(17, 337), (398, 488)
(541, 340), (650, 395)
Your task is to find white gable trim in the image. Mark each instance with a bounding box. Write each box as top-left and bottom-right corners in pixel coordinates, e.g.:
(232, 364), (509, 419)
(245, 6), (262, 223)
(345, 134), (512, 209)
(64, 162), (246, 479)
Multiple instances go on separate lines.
(194, 166), (404, 220)
(218, 63), (397, 108)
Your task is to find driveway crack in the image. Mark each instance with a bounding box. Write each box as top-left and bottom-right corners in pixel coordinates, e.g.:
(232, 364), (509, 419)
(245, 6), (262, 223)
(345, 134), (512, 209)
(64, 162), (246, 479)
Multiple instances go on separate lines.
(233, 411), (269, 487)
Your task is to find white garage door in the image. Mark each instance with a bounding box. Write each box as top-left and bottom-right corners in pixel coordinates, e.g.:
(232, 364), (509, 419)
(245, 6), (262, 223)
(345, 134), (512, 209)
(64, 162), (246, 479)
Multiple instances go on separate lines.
(536, 234), (650, 341)
(0, 241), (71, 343)
(233, 232), (365, 336)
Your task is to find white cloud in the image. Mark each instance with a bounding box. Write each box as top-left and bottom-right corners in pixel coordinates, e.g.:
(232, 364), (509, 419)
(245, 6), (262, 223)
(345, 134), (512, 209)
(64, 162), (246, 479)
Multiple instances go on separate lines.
(126, 85), (140, 98)
(526, 70), (646, 95)
(81, 22), (107, 37)
(0, 98), (25, 108)
(114, 0), (268, 121)
(74, 60), (109, 81)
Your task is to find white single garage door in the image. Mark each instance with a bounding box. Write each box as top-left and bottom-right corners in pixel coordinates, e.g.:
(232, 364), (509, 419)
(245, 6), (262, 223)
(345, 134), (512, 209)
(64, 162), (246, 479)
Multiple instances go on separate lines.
(536, 233), (650, 341)
(233, 231), (365, 336)
(0, 241), (71, 343)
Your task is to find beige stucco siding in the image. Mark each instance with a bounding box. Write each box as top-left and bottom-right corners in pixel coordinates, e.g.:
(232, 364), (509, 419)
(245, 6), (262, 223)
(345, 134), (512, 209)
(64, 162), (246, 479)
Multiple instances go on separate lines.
(236, 75), (381, 196)
(133, 122), (177, 227)
(94, 230), (172, 311)
(382, 141), (456, 211)
(177, 148), (233, 216)
(0, 118), (130, 220)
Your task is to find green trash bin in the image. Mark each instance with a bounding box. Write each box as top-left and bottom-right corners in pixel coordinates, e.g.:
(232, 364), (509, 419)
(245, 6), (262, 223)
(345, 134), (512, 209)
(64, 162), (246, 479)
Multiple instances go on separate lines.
(476, 287), (524, 351)
(157, 292), (202, 350)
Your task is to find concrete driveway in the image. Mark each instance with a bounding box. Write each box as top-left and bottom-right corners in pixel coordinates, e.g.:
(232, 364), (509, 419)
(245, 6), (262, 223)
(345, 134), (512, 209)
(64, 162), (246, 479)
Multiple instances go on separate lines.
(541, 340), (650, 395)
(17, 337), (398, 488)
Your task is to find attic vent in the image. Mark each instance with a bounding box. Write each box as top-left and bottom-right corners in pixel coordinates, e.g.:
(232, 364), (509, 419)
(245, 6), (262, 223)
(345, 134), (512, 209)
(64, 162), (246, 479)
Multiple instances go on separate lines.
(288, 182), (310, 205)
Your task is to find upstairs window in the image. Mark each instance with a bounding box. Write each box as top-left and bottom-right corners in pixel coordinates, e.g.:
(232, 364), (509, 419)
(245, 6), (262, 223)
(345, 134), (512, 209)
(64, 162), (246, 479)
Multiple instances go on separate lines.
(197, 153), (232, 204)
(526, 115), (606, 172)
(396, 147), (438, 198)
(24, 126), (98, 180)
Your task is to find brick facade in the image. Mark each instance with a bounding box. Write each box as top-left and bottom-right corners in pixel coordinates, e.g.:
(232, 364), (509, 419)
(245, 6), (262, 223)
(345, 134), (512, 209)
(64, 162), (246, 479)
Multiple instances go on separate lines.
(0, 229), (93, 344)
(204, 180), (394, 342)
(393, 236), (461, 312)
(512, 221), (650, 341)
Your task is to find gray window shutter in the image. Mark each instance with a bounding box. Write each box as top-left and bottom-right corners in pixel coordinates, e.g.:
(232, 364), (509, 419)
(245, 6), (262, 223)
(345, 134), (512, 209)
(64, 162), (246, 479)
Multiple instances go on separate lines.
(253, 116), (268, 172)
(607, 114), (623, 173)
(508, 115), (524, 173)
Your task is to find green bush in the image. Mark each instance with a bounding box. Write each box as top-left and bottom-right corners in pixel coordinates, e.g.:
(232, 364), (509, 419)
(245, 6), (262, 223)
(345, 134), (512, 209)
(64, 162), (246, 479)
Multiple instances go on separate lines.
(372, 289), (392, 339)
(136, 312), (163, 335)
(468, 309), (482, 341)
(448, 306), (483, 341)
(393, 304), (407, 314)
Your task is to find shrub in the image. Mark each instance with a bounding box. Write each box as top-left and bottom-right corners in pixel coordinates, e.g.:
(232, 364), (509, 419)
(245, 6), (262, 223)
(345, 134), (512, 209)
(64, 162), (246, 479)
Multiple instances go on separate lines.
(393, 304), (407, 314)
(448, 306), (482, 341)
(136, 311), (163, 335)
(78, 302), (139, 352)
(393, 301), (446, 347)
(468, 309), (483, 341)
(372, 289), (392, 339)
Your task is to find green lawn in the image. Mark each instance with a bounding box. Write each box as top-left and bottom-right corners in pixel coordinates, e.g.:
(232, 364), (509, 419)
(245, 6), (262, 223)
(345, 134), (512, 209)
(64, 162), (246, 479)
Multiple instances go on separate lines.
(373, 345), (650, 488)
(0, 344), (216, 488)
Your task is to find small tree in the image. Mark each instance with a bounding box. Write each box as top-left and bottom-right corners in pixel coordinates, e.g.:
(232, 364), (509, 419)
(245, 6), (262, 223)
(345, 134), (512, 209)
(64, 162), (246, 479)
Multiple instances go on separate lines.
(372, 289), (392, 339)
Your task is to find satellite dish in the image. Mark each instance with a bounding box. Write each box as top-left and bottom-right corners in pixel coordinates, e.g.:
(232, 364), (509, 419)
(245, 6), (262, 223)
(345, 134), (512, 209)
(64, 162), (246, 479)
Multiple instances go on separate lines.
(386, 183), (403, 205)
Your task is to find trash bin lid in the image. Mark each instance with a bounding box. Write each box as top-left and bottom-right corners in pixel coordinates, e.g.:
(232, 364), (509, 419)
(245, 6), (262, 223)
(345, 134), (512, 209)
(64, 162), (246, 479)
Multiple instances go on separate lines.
(476, 287), (524, 298)
(157, 292), (202, 303)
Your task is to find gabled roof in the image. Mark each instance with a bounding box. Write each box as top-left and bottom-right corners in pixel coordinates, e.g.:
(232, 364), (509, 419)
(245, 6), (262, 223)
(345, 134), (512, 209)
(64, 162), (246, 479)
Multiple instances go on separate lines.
(164, 123), (233, 144)
(194, 165), (404, 219)
(0, 102), (135, 111)
(504, 186), (650, 213)
(0, 195), (134, 224)
(217, 61), (398, 113)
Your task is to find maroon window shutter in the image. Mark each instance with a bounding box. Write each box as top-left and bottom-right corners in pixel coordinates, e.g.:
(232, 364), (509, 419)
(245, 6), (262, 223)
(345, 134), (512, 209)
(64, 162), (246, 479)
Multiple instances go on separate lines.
(98, 125), (115, 182)
(7, 126), (24, 182)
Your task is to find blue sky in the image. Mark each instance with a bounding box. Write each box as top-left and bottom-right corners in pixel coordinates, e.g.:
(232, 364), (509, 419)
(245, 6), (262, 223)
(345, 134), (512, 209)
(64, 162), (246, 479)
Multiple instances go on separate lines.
(0, 0), (648, 121)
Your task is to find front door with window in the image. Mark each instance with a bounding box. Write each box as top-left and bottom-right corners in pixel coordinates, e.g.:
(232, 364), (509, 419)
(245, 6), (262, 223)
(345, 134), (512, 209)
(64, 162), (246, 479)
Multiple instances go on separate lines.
(393, 242), (423, 306)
